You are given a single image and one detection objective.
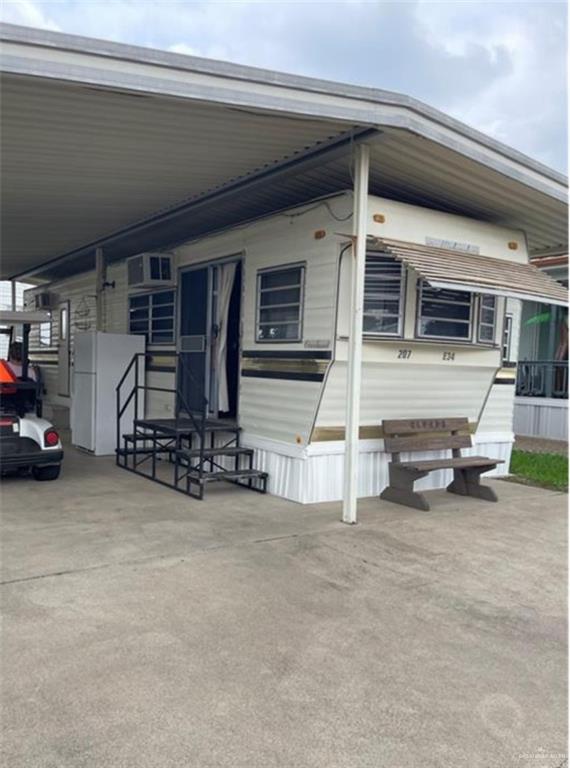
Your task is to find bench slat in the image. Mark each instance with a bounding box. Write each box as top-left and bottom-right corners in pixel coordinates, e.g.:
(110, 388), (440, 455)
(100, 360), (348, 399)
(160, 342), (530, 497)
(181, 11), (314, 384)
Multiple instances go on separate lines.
(400, 456), (502, 471)
(385, 434), (472, 453)
(383, 417), (469, 435)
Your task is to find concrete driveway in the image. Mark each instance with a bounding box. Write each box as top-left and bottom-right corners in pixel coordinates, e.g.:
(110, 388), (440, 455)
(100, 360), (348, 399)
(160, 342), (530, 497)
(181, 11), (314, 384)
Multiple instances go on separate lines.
(1, 447), (567, 768)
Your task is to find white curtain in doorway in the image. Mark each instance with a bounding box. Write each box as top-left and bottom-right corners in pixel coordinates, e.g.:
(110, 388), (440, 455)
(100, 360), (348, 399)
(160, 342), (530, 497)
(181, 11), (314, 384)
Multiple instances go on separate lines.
(216, 262), (236, 413)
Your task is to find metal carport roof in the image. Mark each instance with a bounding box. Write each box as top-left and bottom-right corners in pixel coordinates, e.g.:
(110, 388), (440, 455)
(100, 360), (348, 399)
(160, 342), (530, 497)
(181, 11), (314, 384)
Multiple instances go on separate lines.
(0, 22), (567, 281)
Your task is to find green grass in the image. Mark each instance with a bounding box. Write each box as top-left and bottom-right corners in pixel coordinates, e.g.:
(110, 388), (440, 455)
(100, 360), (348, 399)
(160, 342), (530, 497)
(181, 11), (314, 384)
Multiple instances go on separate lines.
(509, 449), (568, 492)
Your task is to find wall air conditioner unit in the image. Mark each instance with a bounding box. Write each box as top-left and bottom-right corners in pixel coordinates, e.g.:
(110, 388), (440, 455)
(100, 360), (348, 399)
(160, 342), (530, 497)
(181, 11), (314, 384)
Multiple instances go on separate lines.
(127, 253), (175, 290)
(34, 292), (55, 310)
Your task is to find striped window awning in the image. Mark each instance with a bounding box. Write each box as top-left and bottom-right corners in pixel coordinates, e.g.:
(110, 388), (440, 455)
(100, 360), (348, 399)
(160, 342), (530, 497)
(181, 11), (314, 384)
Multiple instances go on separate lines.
(372, 238), (568, 306)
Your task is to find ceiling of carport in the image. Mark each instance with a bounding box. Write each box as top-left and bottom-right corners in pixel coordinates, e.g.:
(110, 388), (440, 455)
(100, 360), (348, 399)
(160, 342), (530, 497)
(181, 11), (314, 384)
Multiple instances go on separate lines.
(24, 122), (569, 282)
(0, 74), (356, 278)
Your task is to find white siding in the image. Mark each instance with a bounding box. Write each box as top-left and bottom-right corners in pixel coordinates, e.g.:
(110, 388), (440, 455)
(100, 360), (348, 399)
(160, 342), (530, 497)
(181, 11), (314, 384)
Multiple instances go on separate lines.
(240, 377), (322, 445)
(174, 198), (346, 351)
(145, 370), (176, 419)
(317, 360), (495, 428)
(477, 383), (516, 436)
(104, 263), (129, 334)
(366, 197), (528, 263)
(25, 271), (96, 414)
(513, 398), (568, 440)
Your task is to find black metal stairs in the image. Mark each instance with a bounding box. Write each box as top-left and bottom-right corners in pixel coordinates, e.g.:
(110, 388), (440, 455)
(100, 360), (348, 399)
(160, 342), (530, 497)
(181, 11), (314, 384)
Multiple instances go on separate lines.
(115, 353), (268, 499)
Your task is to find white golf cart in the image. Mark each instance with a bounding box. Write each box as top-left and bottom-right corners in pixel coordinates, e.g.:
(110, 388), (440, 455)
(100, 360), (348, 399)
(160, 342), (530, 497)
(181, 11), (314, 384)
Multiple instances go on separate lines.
(0, 310), (63, 480)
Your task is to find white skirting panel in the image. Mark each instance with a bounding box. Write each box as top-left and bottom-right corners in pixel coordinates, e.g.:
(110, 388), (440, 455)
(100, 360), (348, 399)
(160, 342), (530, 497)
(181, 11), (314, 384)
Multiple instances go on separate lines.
(513, 397), (568, 441)
(241, 433), (514, 504)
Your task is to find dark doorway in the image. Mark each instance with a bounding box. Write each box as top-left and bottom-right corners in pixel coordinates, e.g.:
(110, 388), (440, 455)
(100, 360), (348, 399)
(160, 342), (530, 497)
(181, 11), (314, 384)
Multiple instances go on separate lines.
(178, 259), (242, 420)
(219, 261), (241, 419)
(178, 266), (209, 414)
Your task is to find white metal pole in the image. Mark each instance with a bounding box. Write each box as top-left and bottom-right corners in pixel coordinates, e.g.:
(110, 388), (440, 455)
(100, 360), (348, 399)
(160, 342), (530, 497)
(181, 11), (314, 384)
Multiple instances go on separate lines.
(342, 143), (370, 524)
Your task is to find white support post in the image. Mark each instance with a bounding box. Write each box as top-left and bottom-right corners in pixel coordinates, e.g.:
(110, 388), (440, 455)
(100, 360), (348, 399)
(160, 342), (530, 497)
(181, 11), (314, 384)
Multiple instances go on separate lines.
(95, 247), (105, 332)
(342, 144), (370, 525)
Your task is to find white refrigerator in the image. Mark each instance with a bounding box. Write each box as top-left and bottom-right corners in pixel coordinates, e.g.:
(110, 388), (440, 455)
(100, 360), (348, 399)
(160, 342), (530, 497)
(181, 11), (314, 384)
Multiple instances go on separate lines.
(71, 332), (146, 455)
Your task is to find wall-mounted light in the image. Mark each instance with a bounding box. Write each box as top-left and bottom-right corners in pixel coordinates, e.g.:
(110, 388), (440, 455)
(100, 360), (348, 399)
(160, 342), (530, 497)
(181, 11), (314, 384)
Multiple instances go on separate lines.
(314, 229), (326, 240)
(373, 214), (385, 224)
(508, 241), (519, 250)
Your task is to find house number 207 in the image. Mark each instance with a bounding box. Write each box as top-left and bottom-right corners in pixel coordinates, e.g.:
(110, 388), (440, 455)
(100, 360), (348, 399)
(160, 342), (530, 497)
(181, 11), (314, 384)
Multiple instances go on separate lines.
(398, 349), (412, 359)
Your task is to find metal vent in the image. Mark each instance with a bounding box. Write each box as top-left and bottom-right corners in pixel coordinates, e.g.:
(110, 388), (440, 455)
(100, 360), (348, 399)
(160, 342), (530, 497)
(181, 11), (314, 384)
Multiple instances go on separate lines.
(179, 335), (206, 353)
(34, 292), (54, 310)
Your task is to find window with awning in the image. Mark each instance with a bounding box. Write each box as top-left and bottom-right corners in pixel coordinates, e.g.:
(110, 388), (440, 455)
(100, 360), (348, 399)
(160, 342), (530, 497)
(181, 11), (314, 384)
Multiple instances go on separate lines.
(372, 238), (568, 307)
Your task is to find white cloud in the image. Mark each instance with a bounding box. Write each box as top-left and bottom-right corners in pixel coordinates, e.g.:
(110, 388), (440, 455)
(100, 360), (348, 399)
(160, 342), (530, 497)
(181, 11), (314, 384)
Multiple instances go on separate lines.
(0, 0), (61, 31)
(168, 43), (200, 57)
(413, 2), (567, 169)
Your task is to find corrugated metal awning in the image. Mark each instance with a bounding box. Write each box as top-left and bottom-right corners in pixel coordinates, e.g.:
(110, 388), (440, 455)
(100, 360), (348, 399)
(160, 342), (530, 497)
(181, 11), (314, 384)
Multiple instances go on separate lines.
(375, 238), (568, 306)
(1, 23), (567, 281)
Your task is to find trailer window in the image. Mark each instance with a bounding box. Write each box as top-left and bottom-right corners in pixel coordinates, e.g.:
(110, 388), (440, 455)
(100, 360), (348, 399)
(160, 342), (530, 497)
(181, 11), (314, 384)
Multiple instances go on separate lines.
(417, 282), (473, 340)
(39, 320), (52, 347)
(256, 265), (304, 342)
(477, 295), (497, 343)
(129, 289), (175, 344)
(363, 253), (405, 336)
(59, 305), (68, 342)
(502, 314), (513, 362)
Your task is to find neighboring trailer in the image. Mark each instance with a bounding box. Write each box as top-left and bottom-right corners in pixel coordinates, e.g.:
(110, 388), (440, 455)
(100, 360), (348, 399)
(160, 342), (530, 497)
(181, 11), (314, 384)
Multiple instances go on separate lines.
(26, 192), (556, 502)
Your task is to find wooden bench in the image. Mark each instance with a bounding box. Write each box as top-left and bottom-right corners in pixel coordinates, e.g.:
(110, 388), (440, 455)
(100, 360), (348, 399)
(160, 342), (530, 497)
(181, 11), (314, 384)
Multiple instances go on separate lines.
(379, 418), (503, 511)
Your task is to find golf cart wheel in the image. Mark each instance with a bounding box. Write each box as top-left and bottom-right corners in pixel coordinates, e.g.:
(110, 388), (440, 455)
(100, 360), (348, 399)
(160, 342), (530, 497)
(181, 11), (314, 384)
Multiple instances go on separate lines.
(32, 465), (61, 481)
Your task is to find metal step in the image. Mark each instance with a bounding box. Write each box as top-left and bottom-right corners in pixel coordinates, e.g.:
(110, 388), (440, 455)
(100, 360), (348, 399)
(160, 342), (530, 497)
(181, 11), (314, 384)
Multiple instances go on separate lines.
(119, 445), (251, 459)
(190, 468), (268, 484)
(117, 447), (163, 456)
(123, 433), (174, 443)
(176, 447), (253, 459)
(133, 418), (240, 437)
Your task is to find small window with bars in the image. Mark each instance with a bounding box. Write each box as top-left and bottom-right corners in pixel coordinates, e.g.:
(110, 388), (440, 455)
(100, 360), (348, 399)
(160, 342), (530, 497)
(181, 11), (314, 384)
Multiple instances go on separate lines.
(256, 264), (304, 342)
(417, 282), (474, 340)
(478, 295), (497, 344)
(363, 253), (405, 336)
(129, 289), (175, 344)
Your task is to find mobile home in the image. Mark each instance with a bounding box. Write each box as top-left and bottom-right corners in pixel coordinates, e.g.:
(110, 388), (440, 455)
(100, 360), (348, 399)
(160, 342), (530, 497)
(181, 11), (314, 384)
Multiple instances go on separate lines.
(25, 192), (566, 503)
(3, 25), (567, 516)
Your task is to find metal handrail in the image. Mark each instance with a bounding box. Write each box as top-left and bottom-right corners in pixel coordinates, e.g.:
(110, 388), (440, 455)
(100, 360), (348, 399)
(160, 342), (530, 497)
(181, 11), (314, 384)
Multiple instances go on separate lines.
(115, 350), (213, 488)
(516, 360), (568, 399)
(116, 353), (139, 463)
(118, 386), (136, 420)
(116, 352), (139, 392)
(175, 352), (209, 485)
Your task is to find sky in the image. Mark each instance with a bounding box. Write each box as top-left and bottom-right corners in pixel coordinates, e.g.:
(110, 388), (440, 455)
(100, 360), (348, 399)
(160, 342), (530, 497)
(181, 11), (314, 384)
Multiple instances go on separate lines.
(1, 0), (567, 173)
